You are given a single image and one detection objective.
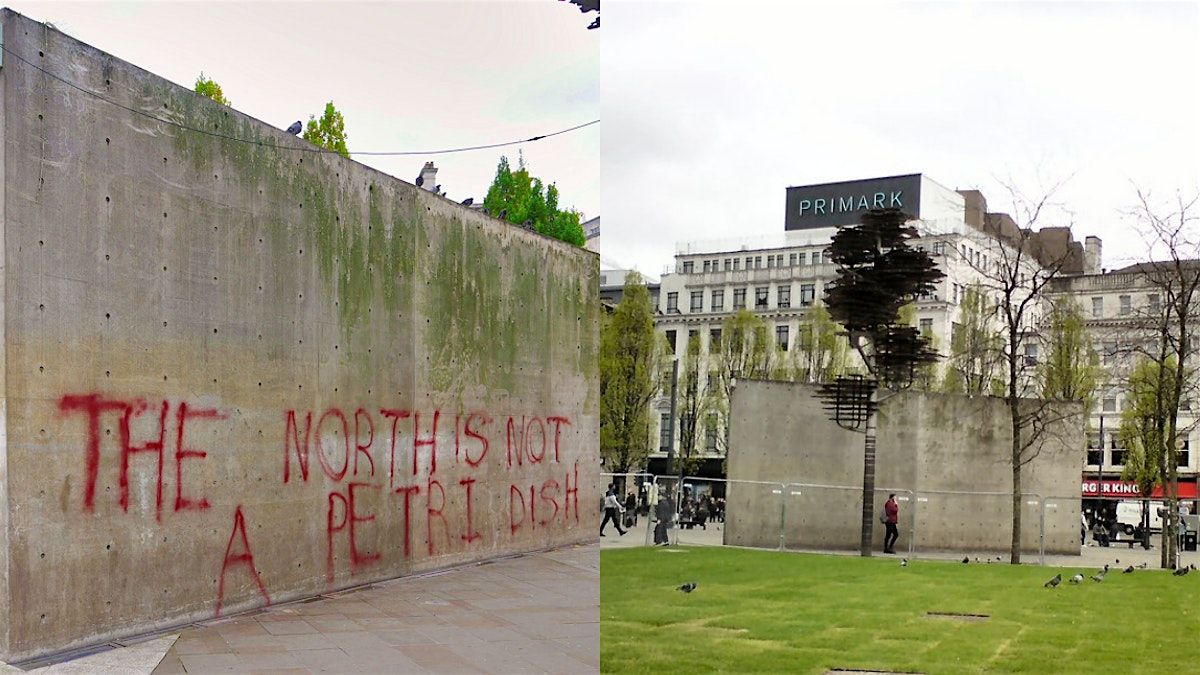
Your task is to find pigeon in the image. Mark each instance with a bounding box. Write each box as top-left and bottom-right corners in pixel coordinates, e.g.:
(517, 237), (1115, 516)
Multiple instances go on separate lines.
(900, 559), (908, 567)
(1192, 564), (1197, 571)
(961, 557), (969, 564)
(1138, 562), (1148, 569)
(1068, 574), (1083, 584)
(1123, 566), (1134, 574)
(1173, 567), (1190, 577)
(286, 121), (302, 135)
(498, 209), (507, 220)
(461, 198), (473, 206)
(1091, 570), (1107, 583)
(677, 582), (697, 593)
(1044, 573), (1062, 588)
(416, 175), (424, 187)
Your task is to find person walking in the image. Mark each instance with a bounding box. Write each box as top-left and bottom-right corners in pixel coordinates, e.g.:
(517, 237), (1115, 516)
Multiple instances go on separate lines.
(883, 494), (900, 554)
(600, 487), (627, 537)
(624, 492), (638, 527)
(654, 491), (674, 545)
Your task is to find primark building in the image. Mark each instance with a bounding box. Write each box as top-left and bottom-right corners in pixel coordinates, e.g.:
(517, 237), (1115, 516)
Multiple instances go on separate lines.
(648, 174), (1198, 539)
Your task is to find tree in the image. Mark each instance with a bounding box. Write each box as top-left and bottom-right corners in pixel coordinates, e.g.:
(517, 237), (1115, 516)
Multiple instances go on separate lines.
(823, 207), (944, 557)
(707, 310), (774, 459)
(1119, 357), (1176, 550)
(1122, 188), (1200, 569)
(194, 72), (230, 106)
(1040, 297), (1099, 414)
(791, 304), (850, 384)
(483, 155), (586, 247)
(959, 178), (1082, 564)
(303, 101), (349, 158)
(942, 286), (1004, 396)
(600, 274), (666, 474)
(675, 333), (705, 476)
(898, 302), (940, 391)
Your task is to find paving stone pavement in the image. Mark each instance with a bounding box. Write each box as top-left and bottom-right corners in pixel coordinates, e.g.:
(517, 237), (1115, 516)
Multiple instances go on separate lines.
(152, 542), (598, 674)
(3, 542), (597, 675)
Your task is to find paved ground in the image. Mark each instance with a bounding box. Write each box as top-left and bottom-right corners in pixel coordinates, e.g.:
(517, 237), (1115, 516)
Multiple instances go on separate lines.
(600, 519), (1200, 570)
(6, 542), (598, 675)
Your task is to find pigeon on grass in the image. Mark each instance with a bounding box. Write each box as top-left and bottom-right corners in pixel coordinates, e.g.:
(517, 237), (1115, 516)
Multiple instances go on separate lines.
(1173, 567), (1190, 577)
(1123, 566), (1135, 574)
(1068, 574), (1083, 584)
(1044, 574), (1062, 589)
(677, 582), (697, 593)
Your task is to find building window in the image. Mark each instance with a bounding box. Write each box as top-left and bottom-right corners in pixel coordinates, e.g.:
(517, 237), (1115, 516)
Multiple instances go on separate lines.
(800, 284), (815, 306)
(1111, 449), (1125, 466)
(778, 285), (791, 308)
(1092, 297), (1103, 318)
(710, 328), (722, 351)
(660, 413), (671, 451)
(732, 258), (740, 271)
(711, 289), (725, 312)
(1148, 294), (1160, 313)
(666, 292), (678, 312)
(665, 330), (676, 354)
(682, 261), (694, 274)
(745, 257), (752, 269)
(733, 288), (746, 310)
(705, 415), (718, 452)
(776, 324), (789, 351)
(1087, 434), (1103, 466)
(1024, 343), (1039, 366)
(822, 249), (833, 264)
(755, 256), (763, 269)
(798, 252), (807, 265)
(690, 291), (703, 312)
(789, 253), (798, 266)
(703, 260), (711, 273)
(724, 258), (732, 272)
(688, 329), (699, 346)
(1119, 295), (1131, 316)
(755, 287), (769, 309)
(1102, 341), (1116, 366)
(766, 255), (775, 269)
(919, 318), (933, 335)
(1178, 439), (1190, 468)
(932, 241), (946, 255)
(1102, 397), (1116, 413)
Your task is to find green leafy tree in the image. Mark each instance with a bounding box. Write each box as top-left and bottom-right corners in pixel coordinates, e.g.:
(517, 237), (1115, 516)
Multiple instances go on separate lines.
(1120, 356), (1177, 549)
(194, 72), (230, 106)
(898, 303), (940, 391)
(707, 310), (774, 460)
(942, 286), (1003, 396)
(303, 101), (349, 158)
(824, 207), (944, 557)
(600, 274), (666, 473)
(675, 333), (705, 476)
(792, 304), (850, 384)
(1040, 298), (1100, 414)
(483, 155), (586, 247)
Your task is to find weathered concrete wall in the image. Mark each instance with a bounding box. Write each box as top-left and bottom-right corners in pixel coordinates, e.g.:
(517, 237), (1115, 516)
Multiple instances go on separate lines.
(0, 9), (600, 661)
(727, 380), (1082, 555)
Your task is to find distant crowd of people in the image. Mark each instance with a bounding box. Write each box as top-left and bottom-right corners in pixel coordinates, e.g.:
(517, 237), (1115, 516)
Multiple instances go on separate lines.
(599, 484), (726, 543)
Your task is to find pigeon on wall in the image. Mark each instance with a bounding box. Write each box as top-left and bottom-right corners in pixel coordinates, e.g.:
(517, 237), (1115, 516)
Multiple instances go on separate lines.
(1044, 574), (1062, 588)
(286, 121), (302, 135)
(461, 198), (473, 206)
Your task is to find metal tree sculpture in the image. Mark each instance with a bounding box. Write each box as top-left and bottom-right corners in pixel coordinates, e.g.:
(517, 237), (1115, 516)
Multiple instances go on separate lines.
(820, 208), (944, 556)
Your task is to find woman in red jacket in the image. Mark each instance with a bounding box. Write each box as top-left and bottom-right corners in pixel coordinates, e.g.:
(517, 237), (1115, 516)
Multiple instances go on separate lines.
(883, 494), (900, 554)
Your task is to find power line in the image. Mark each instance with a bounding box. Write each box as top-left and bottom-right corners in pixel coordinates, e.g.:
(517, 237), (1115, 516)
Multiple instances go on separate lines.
(0, 42), (598, 157)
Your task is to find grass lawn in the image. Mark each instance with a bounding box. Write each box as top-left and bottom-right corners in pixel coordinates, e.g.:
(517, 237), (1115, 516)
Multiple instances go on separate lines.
(601, 546), (1198, 674)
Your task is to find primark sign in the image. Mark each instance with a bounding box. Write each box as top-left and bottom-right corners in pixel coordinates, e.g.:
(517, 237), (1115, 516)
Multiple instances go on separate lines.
(785, 174), (922, 230)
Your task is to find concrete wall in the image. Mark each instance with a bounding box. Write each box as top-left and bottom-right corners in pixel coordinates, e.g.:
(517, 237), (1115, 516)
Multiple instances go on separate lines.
(0, 10), (600, 661)
(727, 380), (1082, 556)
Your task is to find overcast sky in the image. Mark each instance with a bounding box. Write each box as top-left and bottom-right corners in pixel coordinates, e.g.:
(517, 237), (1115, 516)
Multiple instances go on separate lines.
(6, 1), (598, 216)
(602, 1), (1200, 276)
